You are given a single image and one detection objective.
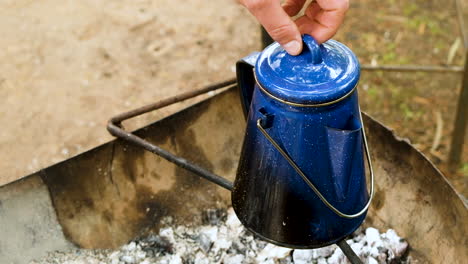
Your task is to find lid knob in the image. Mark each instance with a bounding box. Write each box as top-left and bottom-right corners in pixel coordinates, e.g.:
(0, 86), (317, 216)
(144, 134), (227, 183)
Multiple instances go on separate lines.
(301, 35), (323, 64)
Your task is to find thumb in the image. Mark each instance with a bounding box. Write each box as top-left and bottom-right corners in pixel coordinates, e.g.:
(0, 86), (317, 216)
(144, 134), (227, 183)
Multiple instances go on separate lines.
(242, 0), (302, 55)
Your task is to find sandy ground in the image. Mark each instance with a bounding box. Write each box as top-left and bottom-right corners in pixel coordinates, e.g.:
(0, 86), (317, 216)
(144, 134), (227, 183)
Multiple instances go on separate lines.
(0, 0), (259, 185)
(1, 0), (467, 193)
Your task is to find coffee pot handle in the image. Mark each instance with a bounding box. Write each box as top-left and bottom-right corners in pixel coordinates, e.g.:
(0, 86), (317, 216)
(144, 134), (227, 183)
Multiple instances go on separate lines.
(236, 52), (261, 118)
(256, 108), (375, 219)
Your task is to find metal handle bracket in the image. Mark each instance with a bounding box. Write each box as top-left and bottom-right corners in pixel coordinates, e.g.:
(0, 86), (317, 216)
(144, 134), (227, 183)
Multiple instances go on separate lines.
(256, 109), (374, 219)
(107, 79), (237, 191)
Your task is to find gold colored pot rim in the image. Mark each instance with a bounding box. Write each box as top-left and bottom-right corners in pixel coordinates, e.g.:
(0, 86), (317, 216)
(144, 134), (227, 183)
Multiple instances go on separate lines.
(254, 73), (357, 108)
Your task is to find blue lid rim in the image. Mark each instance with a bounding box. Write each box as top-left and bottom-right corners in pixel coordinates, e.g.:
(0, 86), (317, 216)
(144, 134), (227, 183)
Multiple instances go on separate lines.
(254, 37), (360, 105)
(254, 72), (358, 107)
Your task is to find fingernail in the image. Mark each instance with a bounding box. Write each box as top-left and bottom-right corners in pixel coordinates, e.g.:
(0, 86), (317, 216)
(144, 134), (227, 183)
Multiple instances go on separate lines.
(284, 40), (301, 55)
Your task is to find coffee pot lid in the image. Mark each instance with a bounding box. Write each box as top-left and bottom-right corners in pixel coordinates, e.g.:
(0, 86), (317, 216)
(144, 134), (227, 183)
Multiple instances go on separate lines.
(255, 35), (360, 105)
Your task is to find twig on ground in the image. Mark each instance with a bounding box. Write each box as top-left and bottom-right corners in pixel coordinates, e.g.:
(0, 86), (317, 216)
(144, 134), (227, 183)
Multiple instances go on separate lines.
(430, 111), (443, 154)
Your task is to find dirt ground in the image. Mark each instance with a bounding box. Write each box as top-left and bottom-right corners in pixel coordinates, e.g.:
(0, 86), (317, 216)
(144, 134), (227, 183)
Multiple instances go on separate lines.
(0, 0), (259, 185)
(1, 0), (467, 196)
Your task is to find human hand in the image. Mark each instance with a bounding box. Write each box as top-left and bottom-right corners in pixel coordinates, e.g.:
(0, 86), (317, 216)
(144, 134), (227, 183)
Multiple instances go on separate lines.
(239, 0), (349, 55)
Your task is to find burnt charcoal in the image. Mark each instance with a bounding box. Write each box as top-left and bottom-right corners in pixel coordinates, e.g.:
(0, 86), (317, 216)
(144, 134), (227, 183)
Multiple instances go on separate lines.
(141, 234), (174, 254)
(31, 208), (411, 264)
(202, 208), (226, 225)
(183, 258), (195, 264)
(231, 240), (247, 254)
(196, 233), (213, 253)
(279, 256), (294, 264)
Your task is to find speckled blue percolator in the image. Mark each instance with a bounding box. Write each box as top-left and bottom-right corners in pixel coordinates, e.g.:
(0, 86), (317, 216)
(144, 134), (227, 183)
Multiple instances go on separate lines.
(232, 35), (374, 248)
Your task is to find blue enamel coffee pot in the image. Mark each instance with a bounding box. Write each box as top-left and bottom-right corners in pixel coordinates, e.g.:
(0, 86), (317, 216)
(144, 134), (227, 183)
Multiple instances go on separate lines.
(232, 35), (374, 248)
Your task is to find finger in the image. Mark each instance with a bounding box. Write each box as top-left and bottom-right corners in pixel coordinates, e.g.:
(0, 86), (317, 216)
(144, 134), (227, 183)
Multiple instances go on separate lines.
(304, 1), (321, 19)
(296, 14), (340, 44)
(242, 0), (303, 55)
(316, 0), (349, 12)
(296, 0), (348, 43)
(282, 0), (306, 16)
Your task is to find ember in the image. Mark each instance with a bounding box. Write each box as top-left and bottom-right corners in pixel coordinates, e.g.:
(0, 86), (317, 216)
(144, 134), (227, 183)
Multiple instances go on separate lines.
(31, 208), (410, 264)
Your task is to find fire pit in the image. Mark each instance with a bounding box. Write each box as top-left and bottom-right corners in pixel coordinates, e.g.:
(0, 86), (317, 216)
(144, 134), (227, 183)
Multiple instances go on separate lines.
(0, 82), (466, 263)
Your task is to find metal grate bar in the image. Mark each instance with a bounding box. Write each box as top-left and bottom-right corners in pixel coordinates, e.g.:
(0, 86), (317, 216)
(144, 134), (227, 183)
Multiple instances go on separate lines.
(361, 64), (463, 73)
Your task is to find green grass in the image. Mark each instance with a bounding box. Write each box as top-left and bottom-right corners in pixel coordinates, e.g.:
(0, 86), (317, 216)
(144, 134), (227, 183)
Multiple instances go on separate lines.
(460, 163), (468, 177)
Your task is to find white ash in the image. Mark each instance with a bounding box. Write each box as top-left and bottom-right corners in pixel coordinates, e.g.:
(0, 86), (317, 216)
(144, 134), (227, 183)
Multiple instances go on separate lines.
(31, 208), (410, 264)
